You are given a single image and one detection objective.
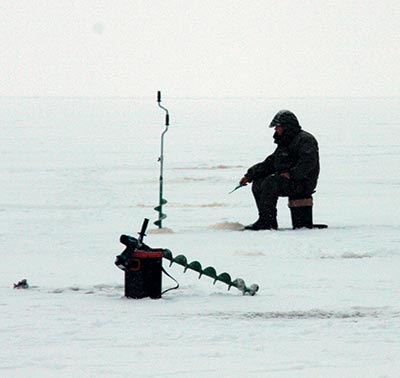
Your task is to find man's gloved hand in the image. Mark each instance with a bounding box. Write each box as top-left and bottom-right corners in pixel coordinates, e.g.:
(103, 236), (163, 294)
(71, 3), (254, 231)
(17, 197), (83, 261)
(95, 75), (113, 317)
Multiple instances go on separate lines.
(239, 176), (251, 186)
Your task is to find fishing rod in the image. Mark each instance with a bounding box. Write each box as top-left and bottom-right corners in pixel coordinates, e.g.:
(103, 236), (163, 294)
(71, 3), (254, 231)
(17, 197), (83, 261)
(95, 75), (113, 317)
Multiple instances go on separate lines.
(229, 183), (246, 194)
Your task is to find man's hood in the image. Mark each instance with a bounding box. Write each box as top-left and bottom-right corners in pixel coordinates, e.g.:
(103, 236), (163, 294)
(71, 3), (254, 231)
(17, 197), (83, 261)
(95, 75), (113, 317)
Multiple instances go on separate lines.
(269, 110), (301, 132)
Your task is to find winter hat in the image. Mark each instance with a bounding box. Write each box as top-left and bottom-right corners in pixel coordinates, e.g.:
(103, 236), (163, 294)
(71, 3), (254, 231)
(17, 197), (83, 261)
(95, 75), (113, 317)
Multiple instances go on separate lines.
(269, 110), (300, 129)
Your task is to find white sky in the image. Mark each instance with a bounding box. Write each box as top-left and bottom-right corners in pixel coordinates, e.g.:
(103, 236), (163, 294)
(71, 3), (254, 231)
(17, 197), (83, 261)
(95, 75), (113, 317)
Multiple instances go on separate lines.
(1, 0), (399, 97)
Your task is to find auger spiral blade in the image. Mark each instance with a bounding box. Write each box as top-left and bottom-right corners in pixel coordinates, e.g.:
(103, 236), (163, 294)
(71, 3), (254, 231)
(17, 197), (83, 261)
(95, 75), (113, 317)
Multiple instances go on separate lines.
(172, 255), (188, 269)
(154, 198), (168, 227)
(154, 198), (168, 212)
(202, 266), (217, 280)
(231, 278), (259, 296)
(163, 249), (173, 261)
(162, 250), (259, 295)
(214, 272), (232, 286)
(185, 261), (202, 275)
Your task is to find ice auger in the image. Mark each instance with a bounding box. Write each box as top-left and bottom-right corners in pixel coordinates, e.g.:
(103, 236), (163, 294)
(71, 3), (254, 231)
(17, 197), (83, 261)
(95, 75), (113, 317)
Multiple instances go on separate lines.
(154, 91), (169, 228)
(162, 249), (259, 295)
(115, 219), (259, 298)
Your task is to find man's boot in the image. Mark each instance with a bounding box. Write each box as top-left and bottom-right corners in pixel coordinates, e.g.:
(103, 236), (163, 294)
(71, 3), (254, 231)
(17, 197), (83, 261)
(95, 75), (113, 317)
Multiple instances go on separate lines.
(244, 210), (278, 231)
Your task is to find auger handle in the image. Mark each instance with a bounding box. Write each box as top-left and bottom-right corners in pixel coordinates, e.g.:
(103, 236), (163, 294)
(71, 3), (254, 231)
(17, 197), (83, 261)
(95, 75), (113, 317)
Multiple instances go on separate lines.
(157, 91), (170, 126)
(138, 218), (149, 244)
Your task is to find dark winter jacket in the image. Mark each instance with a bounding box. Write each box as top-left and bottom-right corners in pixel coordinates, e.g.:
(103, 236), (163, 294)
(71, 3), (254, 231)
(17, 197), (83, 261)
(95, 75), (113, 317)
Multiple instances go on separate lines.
(245, 126), (320, 196)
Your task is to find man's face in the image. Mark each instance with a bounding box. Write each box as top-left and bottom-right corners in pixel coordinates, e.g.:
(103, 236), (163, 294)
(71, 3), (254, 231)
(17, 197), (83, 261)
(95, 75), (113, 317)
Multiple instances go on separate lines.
(275, 125), (284, 137)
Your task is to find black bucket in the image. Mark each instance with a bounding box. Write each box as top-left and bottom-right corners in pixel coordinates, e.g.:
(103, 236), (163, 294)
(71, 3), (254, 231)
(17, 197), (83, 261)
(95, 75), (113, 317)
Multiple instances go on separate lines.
(123, 249), (163, 299)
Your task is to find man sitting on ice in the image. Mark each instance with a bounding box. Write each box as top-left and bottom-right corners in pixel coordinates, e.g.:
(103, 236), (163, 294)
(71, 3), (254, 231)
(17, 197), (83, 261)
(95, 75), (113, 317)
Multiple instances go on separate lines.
(239, 110), (320, 230)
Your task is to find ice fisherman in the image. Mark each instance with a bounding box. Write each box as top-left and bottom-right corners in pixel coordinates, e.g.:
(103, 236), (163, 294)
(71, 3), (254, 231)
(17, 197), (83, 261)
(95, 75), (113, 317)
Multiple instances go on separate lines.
(239, 110), (320, 230)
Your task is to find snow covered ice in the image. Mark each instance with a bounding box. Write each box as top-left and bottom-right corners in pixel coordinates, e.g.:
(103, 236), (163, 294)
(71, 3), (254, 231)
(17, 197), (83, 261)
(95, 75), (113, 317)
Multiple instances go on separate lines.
(1, 97), (400, 377)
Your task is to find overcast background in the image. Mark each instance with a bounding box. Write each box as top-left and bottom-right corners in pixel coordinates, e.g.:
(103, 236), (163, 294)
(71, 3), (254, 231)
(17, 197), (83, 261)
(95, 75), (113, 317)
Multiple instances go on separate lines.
(1, 0), (399, 98)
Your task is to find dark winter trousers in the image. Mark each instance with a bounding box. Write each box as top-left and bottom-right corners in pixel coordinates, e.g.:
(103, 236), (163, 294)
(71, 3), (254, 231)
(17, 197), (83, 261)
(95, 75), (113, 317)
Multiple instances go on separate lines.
(251, 174), (297, 226)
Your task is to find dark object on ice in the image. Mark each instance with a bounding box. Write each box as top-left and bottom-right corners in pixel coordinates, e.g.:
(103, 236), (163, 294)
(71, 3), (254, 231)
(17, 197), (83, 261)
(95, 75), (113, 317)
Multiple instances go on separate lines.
(124, 252), (163, 299)
(244, 218), (277, 230)
(115, 219), (259, 297)
(162, 250), (259, 295)
(288, 196), (313, 228)
(116, 219), (163, 299)
(288, 195), (328, 229)
(239, 110), (326, 229)
(13, 279), (29, 289)
(154, 91), (170, 229)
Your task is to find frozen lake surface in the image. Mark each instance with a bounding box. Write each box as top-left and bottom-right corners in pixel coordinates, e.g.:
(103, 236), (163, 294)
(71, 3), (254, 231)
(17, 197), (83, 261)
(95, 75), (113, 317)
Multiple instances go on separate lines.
(1, 97), (399, 377)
